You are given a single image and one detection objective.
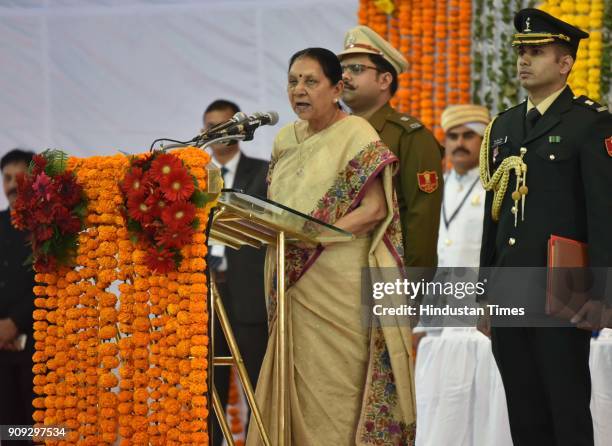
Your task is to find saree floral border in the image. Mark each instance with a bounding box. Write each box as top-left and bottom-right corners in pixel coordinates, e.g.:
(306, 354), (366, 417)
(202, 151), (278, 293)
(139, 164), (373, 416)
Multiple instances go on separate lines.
(27, 147), (216, 445)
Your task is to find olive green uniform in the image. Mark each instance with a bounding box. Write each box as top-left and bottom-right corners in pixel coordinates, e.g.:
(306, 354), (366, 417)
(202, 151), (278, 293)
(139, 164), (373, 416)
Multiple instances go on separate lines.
(368, 102), (444, 267)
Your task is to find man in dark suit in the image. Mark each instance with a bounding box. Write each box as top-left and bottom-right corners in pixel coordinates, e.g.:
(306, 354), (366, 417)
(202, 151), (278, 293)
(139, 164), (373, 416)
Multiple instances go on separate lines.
(0, 149), (35, 443)
(203, 100), (269, 445)
(478, 9), (612, 446)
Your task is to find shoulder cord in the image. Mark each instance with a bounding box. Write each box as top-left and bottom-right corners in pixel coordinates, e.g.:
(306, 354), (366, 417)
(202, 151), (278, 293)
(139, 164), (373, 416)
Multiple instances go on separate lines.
(479, 117), (528, 226)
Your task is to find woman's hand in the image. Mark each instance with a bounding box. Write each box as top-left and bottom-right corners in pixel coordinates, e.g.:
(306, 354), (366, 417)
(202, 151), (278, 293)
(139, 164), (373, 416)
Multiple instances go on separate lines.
(333, 177), (387, 237)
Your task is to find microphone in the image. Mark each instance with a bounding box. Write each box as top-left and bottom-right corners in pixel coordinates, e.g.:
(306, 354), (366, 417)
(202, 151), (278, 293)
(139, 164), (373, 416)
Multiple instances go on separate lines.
(193, 112), (248, 142)
(251, 111), (280, 127)
(206, 111), (279, 141)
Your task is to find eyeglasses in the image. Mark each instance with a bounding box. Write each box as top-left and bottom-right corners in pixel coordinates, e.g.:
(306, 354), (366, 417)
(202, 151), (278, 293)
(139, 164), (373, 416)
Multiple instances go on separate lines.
(341, 64), (380, 75)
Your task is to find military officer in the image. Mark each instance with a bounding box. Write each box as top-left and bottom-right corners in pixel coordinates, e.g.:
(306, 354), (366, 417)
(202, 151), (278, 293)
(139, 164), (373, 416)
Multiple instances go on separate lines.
(338, 26), (443, 269)
(478, 8), (612, 446)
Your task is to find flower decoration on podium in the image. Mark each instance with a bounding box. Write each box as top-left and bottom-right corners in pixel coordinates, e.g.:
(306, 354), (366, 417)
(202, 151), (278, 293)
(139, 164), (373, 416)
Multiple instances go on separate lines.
(16, 147), (217, 445)
(12, 149), (87, 272)
(120, 150), (210, 274)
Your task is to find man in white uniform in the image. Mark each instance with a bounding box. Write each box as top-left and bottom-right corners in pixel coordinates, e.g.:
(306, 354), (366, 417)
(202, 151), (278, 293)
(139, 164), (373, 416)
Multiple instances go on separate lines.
(437, 104), (490, 268)
(414, 105), (513, 446)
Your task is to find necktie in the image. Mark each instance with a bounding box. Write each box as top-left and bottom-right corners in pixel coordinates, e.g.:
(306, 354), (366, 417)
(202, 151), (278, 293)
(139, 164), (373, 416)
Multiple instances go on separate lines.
(525, 107), (541, 134)
(220, 166), (229, 187)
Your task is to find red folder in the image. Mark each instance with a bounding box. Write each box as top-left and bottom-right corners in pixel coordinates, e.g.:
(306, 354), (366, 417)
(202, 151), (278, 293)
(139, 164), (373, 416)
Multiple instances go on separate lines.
(546, 235), (589, 319)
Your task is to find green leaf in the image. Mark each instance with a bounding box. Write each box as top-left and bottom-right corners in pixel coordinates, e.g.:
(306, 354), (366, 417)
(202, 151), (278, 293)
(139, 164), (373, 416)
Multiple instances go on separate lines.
(74, 200), (88, 219)
(41, 239), (52, 255)
(173, 249), (183, 267)
(127, 219), (143, 234)
(191, 189), (209, 208)
(23, 253), (34, 267)
(191, 217), (200, 230)
(43, 149), (69, 176)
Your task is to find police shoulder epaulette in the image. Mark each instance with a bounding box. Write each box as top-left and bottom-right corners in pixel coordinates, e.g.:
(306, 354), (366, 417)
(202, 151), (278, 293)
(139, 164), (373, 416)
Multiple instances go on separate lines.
(387, 113), (423, 132)
(573, 95), (609, 113)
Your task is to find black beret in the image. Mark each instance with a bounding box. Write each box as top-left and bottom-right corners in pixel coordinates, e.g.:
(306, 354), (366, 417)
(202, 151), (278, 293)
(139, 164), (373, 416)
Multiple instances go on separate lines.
(512, 8), (589, 53)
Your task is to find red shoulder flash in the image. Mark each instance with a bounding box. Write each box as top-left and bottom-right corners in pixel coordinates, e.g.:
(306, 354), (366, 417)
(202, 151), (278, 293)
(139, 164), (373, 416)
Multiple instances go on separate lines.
(417, 171), (439, 193)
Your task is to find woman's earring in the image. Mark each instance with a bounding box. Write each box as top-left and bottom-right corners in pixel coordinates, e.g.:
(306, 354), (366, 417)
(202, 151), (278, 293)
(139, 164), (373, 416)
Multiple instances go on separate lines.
(334, 98), (339, 103)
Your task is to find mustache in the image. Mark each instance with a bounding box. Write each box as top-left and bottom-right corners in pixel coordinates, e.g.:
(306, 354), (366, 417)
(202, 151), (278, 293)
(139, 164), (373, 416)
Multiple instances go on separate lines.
(7, 188), (17, 197)
(452, 147), (470, 155)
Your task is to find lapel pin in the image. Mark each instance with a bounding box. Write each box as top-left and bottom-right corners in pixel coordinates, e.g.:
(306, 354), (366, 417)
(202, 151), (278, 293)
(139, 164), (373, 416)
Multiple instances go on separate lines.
(548, 136), (561, 143)
(492, 136), (508, 146)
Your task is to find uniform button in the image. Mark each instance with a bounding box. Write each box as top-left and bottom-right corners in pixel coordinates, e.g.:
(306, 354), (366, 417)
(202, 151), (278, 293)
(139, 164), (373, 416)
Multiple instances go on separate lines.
(508, 237), (516, 246)
(549, 154), (556, 160)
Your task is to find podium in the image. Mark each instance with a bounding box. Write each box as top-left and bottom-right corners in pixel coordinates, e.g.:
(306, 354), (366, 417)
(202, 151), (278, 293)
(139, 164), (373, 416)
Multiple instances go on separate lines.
(208, 190), (353, 446)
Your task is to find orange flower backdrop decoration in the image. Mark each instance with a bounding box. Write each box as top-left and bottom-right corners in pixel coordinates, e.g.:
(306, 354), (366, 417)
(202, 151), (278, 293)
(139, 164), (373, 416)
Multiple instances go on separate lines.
(359, 0), (472, 143)
(29, 147), (216, 445)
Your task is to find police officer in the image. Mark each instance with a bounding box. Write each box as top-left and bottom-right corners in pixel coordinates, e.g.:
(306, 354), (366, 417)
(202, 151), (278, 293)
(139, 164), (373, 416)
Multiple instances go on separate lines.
(338, 26), (443, 269)
(478, 8), (612, 446)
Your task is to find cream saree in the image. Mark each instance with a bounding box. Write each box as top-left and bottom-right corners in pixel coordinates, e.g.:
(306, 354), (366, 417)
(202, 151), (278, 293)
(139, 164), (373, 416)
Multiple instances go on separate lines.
(245, 115), (416, 446)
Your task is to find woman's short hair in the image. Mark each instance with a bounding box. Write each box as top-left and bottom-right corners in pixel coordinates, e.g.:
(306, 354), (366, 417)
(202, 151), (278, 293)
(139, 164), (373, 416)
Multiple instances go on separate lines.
(288, 47), (342, 85)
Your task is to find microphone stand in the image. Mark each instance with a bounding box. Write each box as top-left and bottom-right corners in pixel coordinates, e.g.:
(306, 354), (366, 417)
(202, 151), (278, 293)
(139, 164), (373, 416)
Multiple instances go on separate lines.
(160, 134), (247, 151)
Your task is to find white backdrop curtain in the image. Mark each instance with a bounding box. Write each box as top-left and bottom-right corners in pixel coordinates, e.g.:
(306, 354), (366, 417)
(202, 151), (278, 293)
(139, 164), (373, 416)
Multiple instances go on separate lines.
(0, 0), (358, 208)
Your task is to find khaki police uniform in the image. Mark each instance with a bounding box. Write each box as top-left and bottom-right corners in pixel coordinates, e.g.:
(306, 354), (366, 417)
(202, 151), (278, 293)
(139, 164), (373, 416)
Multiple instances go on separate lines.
(339, 26), (444, 268)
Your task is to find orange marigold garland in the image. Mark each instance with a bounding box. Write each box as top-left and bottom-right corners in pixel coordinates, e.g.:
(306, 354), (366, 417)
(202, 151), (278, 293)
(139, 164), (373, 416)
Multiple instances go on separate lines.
(434, 0), (448, 142)
(358, 0), (475, 144)
(24, 147), (215, 445)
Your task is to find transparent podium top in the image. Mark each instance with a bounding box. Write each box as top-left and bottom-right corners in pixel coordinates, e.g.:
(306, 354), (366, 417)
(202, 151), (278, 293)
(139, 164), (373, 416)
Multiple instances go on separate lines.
(210, 189), (354, 249)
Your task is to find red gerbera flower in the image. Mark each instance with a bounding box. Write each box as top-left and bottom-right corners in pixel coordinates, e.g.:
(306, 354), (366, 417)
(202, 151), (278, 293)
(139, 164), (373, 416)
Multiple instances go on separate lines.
(160, 169), (194, 201)
(127, 194), (155, 224)
(56, 172), (83, 207)
(54, 206), (82, 234)
(31, 154), (47, 175)
(155, 225), (195, 249)
(121, 167), (146, 196)
(161, 201), (196, 230)
(145, 190), (167, 218)
(145, 247), (176, 274)
(34, 254), (57, 273)
(150, 153), (183, 183)
(32, 172), (54, 202)
(33, 225), (53, 243)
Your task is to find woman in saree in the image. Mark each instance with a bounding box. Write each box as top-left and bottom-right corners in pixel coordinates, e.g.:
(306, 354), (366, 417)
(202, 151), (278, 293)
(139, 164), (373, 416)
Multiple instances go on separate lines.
(245, 48), (416, 446)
